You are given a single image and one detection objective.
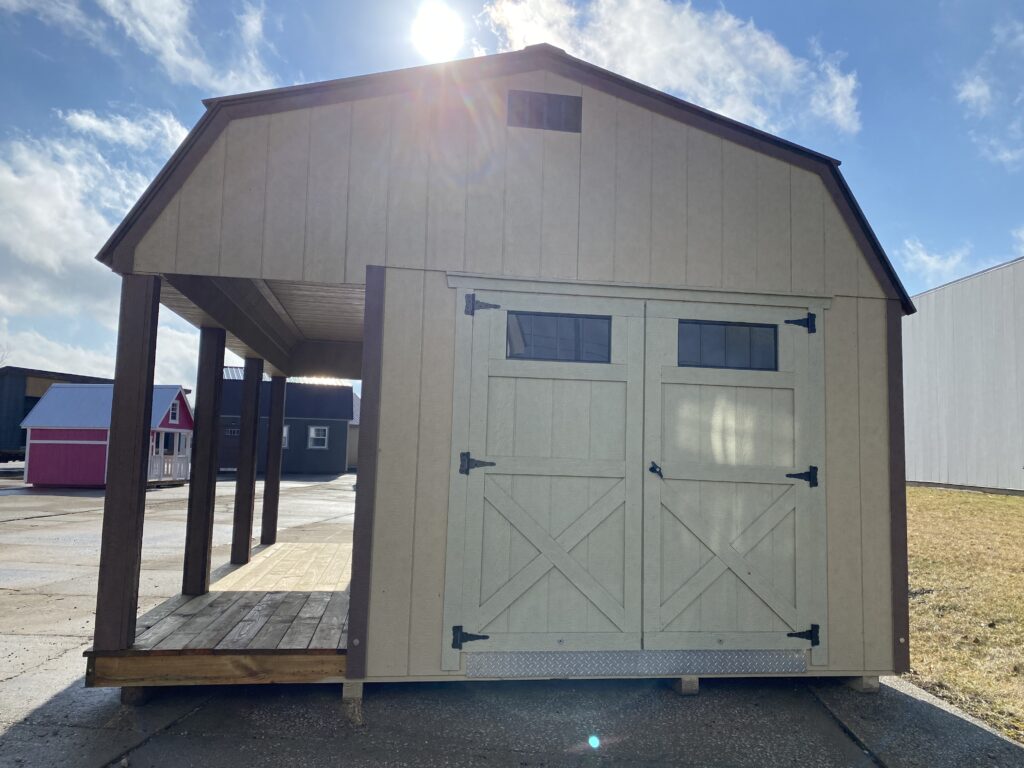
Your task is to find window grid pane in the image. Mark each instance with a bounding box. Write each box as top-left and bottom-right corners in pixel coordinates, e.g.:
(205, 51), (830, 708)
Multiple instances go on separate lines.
(678, 320), (777, 371)
(507, 311), (611, 363)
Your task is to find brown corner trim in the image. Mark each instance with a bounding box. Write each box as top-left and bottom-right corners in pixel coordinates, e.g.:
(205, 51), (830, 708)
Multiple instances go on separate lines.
(887, 299), (910, 673)
(345, 265), (386, 679)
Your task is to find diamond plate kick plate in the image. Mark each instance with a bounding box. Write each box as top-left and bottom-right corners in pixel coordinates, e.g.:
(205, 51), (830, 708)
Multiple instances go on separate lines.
(464, 650), (807, 678)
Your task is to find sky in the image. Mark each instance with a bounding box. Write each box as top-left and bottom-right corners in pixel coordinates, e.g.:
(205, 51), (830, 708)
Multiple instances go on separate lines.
(0, 0), (1022, 390)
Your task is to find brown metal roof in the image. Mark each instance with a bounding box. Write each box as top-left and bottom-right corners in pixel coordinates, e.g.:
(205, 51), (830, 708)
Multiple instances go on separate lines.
(95, 43), (914, 314)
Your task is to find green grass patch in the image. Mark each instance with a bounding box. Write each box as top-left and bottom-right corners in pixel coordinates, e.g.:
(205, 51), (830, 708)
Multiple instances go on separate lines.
(907, 486), (1024, 742)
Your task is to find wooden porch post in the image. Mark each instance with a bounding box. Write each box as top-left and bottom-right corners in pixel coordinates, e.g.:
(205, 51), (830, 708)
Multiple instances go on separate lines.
(93, 275), (160, 652)
(231, 357), (263, 564)
(181, 327), (225, 595)
(260, 376), (287, 546)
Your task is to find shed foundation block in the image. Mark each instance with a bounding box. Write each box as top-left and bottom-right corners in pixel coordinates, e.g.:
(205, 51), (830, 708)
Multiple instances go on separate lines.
(342, 681), (364, 726)
(120, 686), (153, 706)
(671, 676), (700, 696)
(845, 676), (880, 693)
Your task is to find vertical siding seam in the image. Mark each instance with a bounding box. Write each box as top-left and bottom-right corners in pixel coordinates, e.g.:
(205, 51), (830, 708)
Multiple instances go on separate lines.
(681, 126), (688, 285)
(301, 109), (314, 280)
(718, 137), (724, 288)
(405, 270), (428, 672)
(342, 105), (356, 283)
(383, 96), (396, 267)
(539, 126), (548, 278)
(170, 194), (181, 273)
(788, 164), (794, 293)
(855, 298), (867, 665)
(259, 117), (272, 279)
(215, 126), (231, 277)
(458, 97), (470, 272)
(574, 99), (584, 280)
(610, 99), (620, 281)
(753, 152), (760, 289)
(500, 83), (511, 276)
(644, 115), (655, 284)
(423, 105), (434, 270)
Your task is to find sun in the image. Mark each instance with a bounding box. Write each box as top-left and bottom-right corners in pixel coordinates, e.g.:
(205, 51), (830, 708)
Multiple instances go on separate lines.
(411, 1), (464, 63)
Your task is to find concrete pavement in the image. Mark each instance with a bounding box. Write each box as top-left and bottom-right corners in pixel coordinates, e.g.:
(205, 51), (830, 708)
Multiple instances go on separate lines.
(0, 474), (1021, 767)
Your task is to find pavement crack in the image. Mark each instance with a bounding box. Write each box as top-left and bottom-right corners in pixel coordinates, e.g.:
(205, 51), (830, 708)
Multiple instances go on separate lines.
(809, 686), (887, 768)
(102, 695), (213, 768)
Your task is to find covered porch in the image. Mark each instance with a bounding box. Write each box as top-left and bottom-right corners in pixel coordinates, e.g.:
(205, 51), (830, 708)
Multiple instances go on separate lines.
(88, 269), (379, 694)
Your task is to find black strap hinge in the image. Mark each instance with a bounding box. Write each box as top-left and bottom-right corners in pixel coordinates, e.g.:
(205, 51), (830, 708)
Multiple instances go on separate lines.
(785, 465), (818, 487)
(459, 451), (496, 475)
(786, 623), (820, 647)
(784, 312), (816, 333)
(465, 294), (501, 316)
(451, 625), (489, 649)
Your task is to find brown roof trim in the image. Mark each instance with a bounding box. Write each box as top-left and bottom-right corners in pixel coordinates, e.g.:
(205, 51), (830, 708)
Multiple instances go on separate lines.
(96, 43), (914, 314)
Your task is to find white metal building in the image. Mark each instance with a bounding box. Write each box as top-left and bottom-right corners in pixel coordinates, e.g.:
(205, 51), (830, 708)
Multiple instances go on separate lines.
(903, 257), (1024, 491)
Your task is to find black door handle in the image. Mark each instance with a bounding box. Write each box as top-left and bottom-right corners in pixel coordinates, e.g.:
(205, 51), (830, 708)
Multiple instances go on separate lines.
(649, 461), (664, 479)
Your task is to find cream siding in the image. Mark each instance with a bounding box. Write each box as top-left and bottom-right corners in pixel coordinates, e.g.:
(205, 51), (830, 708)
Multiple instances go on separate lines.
(364, 270), (895, 679)
(129, 72), (884, 305)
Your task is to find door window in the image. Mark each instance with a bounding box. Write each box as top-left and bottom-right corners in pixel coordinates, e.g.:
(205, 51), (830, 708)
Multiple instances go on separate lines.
(507, 311), (611, 363)
(678, 320), (777, 371)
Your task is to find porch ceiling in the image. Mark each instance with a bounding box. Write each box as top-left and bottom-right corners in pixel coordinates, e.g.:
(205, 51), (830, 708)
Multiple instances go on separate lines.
(160, 275), (364, 379)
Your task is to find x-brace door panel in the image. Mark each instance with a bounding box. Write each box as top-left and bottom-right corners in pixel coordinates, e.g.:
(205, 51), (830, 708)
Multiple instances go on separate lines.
(643, 300), (828, 664)
(443, 291), (645, 665)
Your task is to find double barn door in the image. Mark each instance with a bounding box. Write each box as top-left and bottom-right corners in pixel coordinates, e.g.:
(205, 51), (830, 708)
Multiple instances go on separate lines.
(442, 290), (827, 671)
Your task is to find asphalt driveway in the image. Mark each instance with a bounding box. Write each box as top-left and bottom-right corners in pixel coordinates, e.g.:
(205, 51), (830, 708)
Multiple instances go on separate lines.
(0, 472), (1020, 767)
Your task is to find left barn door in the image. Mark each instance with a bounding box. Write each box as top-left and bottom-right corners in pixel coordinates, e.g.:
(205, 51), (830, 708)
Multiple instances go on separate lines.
(442, 291), (645, 669)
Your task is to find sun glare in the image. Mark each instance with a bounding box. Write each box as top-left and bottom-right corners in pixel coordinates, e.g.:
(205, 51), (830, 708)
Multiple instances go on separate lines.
(411, 1), (464, 63)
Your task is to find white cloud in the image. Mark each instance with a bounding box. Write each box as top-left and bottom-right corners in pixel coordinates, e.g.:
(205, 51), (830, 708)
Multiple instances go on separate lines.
(972, 127), (1024, 170)
(0, 0), (106, 44)
(1013, 226), (1024, 258)
(0, 320), (115, 379)
(0, 109), (212, 388)
(61, 109), (188, 155)
(897, 237), (972, 284)
(0, 316), (206, 389)
(955, 74), (993, 116)
(94, 0), (276, 94)
(482, 0), (861, 134)
(956, 19), (1024, 170)
(1, 0), (276, 95)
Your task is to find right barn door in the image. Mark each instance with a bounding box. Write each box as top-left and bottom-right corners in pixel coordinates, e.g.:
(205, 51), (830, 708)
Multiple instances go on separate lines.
(643, 300), (828, 664)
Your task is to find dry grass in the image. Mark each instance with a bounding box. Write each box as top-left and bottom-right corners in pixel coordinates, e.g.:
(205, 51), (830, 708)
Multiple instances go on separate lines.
(906, 486), (1024, 742)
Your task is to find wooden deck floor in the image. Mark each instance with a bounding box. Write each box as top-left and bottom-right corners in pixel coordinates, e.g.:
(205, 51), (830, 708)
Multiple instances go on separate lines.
(132, 542), (351, 652)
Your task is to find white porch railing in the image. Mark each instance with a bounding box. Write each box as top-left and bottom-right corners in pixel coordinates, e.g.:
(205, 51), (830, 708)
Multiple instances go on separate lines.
(148, 455), (190, 482)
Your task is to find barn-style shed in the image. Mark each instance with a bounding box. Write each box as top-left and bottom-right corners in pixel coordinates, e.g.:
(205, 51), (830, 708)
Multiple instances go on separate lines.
(21, 384), (193, 487)
(85, 44), (913, 701)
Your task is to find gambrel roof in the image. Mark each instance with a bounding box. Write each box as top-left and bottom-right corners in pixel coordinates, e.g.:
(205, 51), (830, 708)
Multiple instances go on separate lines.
(21, 384), (190, 430)
(96, 43), (914, 314)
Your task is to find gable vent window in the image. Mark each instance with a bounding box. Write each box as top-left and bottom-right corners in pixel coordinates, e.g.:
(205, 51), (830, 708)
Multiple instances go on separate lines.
(507, 90), (582, 133)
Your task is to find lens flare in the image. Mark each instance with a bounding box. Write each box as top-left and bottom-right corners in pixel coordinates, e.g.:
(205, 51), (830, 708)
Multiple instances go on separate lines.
(588, 735), (601, 749)
(410, 1), (464, 63)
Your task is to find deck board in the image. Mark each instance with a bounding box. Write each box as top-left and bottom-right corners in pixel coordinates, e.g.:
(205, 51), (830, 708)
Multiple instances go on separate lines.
(128, 541), (350, 653)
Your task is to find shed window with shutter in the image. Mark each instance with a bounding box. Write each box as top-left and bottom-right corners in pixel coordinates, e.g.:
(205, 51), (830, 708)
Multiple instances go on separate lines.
(678, 320), (777, 371)
(507, 311), (611, 363)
